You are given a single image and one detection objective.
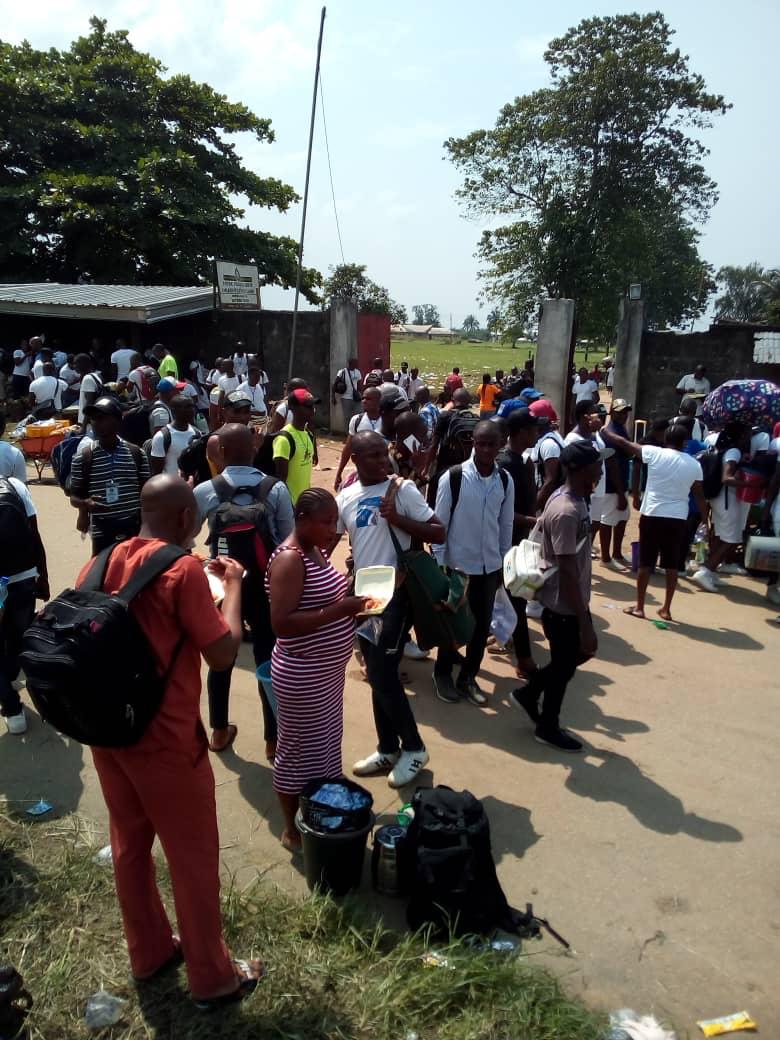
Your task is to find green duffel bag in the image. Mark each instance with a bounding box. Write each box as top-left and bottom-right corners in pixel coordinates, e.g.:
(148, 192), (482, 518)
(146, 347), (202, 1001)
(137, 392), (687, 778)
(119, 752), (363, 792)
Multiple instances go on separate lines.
(389, 528), (475, 652)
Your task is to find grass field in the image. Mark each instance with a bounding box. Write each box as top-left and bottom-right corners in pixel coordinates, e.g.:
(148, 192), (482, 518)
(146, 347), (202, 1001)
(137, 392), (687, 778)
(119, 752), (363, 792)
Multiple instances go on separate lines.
(390, 337), (610, 394)
(1, 809), (608, 1040)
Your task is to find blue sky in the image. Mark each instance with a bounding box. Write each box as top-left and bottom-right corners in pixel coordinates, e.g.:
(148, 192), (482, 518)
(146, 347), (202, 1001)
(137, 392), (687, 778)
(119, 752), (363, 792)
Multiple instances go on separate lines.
(4, 1), (778, 327)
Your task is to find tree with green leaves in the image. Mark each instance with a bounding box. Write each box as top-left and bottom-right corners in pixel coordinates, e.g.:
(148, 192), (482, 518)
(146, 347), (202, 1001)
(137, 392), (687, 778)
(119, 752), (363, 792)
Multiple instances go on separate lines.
(322, 262), (404, 319)
(486, 308), (503, 336)
(715, 263), (770, 323)
(0, 17), (319, 296)
(411, 304), (441, 327)
(461, 314), (480, 335)
(445, 13), (728, 339)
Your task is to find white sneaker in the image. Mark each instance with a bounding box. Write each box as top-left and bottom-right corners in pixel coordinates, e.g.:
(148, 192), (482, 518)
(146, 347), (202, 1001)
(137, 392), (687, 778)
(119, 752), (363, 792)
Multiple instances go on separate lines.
(352, 750), (400, 776)
(403, 640), (430, 661)
(718, 563), (748, 576)
(605, 558), (628, 573)
(766, 584), (780, 606)
(525, 600), (544, 618)
(692, 568), (719, 593)
(5, 710), (27, 735)
(388, 748), (430, 788)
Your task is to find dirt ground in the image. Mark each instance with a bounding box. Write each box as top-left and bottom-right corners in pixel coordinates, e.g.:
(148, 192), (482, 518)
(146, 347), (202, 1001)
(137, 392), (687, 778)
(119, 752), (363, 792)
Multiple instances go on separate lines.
(3, 435), (779, 1036)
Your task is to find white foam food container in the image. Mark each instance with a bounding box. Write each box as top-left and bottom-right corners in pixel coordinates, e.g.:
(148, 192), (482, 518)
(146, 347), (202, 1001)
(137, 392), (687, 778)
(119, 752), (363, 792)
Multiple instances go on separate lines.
(354, 565), (396, 614)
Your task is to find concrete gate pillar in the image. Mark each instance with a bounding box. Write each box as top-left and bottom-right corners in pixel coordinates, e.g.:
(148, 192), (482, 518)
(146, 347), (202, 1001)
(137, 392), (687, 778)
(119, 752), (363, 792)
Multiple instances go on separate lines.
(614, 299), (645, 431)
(535, 299), (576, 430)
(329, 299), (358, 433)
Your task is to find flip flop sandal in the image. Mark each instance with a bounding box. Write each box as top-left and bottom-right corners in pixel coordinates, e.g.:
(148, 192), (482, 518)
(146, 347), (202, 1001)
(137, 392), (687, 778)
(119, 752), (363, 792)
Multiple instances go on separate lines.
(193, 958), (265, 1012)
(134, 936), (183, 983)
(208, 725), (237, 753)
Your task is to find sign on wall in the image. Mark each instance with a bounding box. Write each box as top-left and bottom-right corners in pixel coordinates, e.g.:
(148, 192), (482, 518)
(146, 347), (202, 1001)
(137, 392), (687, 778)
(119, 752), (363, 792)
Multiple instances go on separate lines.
(215, 261), (261, 311)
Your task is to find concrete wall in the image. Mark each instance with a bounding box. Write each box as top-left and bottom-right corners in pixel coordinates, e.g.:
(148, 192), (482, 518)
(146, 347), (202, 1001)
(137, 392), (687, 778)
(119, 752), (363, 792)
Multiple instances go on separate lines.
(535, 299), (575, 429)
(634, 324), (780, 422)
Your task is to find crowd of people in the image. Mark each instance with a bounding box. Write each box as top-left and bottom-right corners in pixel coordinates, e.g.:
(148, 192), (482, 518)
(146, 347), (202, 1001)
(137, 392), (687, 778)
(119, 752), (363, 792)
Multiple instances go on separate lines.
(1, 336), (778, 1010)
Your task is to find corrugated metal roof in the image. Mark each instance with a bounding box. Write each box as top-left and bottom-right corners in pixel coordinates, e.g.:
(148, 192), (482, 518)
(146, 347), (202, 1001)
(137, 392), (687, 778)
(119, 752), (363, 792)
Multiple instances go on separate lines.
(0, 282), (213, 323)
(754, 331), (780, 364)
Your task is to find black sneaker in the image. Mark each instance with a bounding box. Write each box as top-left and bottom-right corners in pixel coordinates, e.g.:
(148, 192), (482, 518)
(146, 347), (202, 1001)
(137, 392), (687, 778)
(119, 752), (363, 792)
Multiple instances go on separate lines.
(534, 727), (583, 753)
(456, 676), (488, 706)
(433, 675), (461, 704)
(509, 686), (540, 724)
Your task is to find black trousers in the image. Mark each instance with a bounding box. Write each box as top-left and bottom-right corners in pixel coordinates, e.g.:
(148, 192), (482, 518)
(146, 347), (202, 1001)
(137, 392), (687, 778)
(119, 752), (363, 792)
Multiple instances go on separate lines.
(207, 575), (276, 741)
(359, 586), (424, 754)
(434, 570), (501, 680)
(525, 610), (587, 731)
(509, 592), (531, 660)
(90, 515), (141, 557)
(0, 579), (36, 718)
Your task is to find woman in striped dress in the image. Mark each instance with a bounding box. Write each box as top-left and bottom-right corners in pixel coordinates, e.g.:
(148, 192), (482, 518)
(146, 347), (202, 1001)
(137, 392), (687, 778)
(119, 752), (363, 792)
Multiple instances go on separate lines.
(266, 488), (368, 852)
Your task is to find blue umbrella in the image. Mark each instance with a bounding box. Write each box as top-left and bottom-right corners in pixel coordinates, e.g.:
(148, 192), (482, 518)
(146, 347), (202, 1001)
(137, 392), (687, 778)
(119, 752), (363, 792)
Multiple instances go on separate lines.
(700, 379), (780, 428)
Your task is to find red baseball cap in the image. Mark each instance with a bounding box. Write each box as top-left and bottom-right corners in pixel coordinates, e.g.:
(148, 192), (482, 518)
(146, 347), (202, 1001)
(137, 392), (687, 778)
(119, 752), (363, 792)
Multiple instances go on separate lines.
(529, 399), (558, 422)
(290, 388), (320, 406)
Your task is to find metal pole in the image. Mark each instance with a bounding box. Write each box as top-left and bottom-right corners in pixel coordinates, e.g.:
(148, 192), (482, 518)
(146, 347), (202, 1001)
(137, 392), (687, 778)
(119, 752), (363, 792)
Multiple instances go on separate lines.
(289, 6), (326, 382)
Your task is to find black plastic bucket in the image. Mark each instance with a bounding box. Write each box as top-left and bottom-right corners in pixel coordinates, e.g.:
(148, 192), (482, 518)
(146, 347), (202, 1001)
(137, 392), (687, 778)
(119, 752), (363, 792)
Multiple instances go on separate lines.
(295, 810), (375, 896)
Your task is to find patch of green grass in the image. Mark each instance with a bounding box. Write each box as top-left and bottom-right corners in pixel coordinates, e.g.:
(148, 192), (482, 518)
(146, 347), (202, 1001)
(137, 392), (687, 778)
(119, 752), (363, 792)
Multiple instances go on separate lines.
(390, 337), (610, 394)
(1, 809), (607, 1040)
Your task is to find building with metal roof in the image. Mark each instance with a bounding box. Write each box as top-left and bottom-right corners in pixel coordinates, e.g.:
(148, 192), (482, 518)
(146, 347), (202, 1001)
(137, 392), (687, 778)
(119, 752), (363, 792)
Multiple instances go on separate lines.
(0, 283), (213, 324)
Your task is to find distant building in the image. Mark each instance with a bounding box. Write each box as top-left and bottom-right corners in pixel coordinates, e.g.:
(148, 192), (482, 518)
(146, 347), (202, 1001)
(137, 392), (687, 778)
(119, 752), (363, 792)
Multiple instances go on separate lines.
(390, 323), (455, 339)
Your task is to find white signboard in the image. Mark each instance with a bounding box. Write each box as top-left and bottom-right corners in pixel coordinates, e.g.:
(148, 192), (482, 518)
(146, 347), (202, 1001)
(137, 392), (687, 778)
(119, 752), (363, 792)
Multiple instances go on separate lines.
(215, 261), (261, 311)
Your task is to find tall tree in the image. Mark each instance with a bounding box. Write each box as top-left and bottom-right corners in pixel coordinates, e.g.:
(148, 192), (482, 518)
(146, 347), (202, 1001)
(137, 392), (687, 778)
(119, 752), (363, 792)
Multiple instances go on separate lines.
(322, 262), (404, 318)
(411, 304), (441, 327)
(445, 13), (728, 339)
(461, 314), (480, 334)
(486, 308), (503, 335)
(715, 263), (769, 323)
(0, 18), (319, 295)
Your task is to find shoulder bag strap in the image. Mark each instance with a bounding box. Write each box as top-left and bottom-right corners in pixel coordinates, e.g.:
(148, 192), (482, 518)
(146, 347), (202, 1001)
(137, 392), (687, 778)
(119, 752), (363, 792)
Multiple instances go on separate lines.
(384, 476), (406, 559)
(212, 475), (232, 503)
(114, 544), (188, 605)
(125, 442), (145, 484)
(80, 543), (120, 593)
(448, 464), (463, 516)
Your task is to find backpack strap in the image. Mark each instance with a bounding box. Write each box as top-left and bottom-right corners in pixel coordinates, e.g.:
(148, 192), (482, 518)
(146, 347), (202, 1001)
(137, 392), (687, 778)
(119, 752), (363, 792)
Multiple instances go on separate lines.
(113, 545), (188, 604)
(80, 543), (119, 593)
(125, 442), (146, 485)
(212, 474), (233, 503)
(161, 427), (172, 455)
(283, 428), (296, 459)
(448, 464), (463, 515)
(78, 439), (95, 495)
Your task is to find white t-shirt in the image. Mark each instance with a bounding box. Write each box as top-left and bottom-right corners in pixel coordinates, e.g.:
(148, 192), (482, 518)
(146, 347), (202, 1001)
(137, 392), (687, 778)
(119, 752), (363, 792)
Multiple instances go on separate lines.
(52, 350), (68, 371)
(29, 375), (66, 409)
(150, 424), (198, 475)
(0, 441), (27, 482)
(5, 477), (38, 583)
(640, 445), (703, 519)
(232, 354), (249, 378)
(32, 359), (47, 380)
(573, 377), (599, 403)
(236, 381), (267, 413)
(111, 348), (137, 380)
(606, 367), (615, 389)
(336, 367), (361, 400)
(770, 436), (780, 457)
(218, 374), (240, 395)
(348, 412), (382, 436)
(337, 477), (433, 571)
(396, 371), (411, 392)
(77, 372), (103, 423)
(149, 401), (173, 433)
(676, 374), (711, 415)
(532, 430), (565, 467)
(708, 447), (742, 507)
(59, 363), (80, 388)
(409, 377), (425, 397)
(12, 355), (31, 378)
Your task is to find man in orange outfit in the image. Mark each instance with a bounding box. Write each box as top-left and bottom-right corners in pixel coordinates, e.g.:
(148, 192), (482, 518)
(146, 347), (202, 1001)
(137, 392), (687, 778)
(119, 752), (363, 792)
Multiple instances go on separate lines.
(77, 475), (263, 1009)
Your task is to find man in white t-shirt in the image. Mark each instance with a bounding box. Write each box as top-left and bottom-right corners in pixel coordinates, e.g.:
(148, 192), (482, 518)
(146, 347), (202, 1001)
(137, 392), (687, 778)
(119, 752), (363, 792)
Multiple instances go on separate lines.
(395, 361), (411, 393)
(75, 353), (104, 424)
(232, 344), (249, 380)
(336, 431), (445, 789)
(236, 365), (267, 420)
(149, 395), (199, 476)
(11, 348), (32, 398)
(676, 365), (711, 415)
(28, 364), (67, 414)
(111, 340), (137, 381)
(602, 422), (705, 620)
(149, 378), (179, 434)
(0, 417), (27, 482)
(217, 359), (240, 406)
(408, 367), (425, 398)
(332, 356), (362, 425)
(692, 424), (752, 591)
(334, 387), (384, 491)
(529, 399), (566, 511)
(572, 367), (599, 404)
(31, 347), (54, 380)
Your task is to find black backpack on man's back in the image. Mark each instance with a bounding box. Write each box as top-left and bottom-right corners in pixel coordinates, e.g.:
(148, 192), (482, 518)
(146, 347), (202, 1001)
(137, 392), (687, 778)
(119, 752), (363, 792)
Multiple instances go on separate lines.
(207, 475), (280, 578)
(20, 543), (186, 747)
(0, 478), (37, 579)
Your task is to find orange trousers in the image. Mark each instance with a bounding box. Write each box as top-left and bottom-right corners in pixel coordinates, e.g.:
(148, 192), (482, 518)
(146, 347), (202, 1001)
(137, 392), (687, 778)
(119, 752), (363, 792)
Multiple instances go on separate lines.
(91, 742), (235, 1000)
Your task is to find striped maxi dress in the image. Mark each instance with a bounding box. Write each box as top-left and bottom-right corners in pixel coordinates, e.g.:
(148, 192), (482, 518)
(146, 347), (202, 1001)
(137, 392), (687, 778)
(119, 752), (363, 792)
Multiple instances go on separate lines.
(265, 545), (355, 795)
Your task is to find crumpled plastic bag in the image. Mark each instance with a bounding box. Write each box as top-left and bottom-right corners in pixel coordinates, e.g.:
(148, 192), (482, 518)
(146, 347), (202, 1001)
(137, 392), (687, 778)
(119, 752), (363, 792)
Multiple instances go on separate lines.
(609, 1009), (676, 1040)
(84, 991), (126, 1029)
(490, 587), (516, 647)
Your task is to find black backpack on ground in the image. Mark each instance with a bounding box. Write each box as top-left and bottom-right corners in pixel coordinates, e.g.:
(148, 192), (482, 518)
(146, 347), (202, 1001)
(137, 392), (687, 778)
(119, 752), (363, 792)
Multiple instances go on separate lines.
(0, 478), (37, 578)
(20, 543), (186, 747)
(207, 474), (280, 576)
(402, 786), (536, 939)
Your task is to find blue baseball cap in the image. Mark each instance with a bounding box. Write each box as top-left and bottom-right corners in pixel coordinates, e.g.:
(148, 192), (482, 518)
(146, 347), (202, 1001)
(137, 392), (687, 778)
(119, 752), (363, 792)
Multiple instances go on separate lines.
(519, 387), (544, 403)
